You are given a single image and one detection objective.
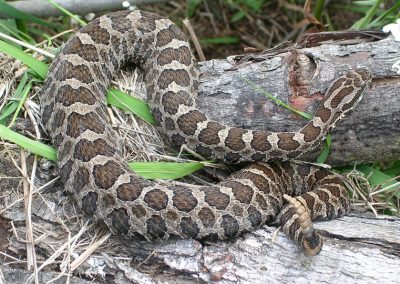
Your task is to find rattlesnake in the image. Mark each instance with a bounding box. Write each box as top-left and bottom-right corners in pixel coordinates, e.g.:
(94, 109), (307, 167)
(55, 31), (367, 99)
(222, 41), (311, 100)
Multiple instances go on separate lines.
(40, 10), (371, 255)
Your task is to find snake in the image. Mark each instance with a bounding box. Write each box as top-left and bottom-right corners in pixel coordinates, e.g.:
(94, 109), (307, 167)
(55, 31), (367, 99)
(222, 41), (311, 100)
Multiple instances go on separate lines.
(39, 10), (371, 256)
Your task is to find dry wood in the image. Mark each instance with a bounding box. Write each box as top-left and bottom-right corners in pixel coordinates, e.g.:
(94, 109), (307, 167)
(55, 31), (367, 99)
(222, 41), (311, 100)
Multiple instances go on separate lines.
(195, 35), (400, 166)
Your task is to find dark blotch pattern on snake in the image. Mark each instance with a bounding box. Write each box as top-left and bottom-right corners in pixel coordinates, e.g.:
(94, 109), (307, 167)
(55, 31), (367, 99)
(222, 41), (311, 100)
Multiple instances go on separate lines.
(40, 10), (371, 255)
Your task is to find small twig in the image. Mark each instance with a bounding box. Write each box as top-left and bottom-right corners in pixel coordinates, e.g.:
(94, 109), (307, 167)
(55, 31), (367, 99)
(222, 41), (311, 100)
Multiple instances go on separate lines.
(0, 251), (26, 264)
(20, 149), (39, 284)
(29, 28), (75, 53)
(26, 221), (90, 283)
(0, 31), (55, 59)
(370, 179), (400, 196)
(346, 169), (378, 216)
(70, 233), (111, 271)
(0, 176), (59, 214)
(182, 18), (206, 61)
(23, 101), (41, 140)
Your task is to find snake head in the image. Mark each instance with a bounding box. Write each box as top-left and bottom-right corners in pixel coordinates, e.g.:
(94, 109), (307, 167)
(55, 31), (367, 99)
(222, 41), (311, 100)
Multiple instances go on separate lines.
(350, 68), (372, 88)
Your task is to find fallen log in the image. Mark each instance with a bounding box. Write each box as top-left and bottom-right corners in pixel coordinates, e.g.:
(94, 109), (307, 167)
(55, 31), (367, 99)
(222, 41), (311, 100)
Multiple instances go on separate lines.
(0, 156), (399, 283)
(195, 35), (400, 166)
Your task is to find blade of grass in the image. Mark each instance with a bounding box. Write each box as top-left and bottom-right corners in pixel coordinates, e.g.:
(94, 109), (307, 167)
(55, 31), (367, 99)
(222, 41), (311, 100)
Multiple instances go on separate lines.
(0, 0), (58, 29)
(0, 45), (153, 124)
(0, 31), (54, 58)
(8, 80), (33, 127)
(351, 0), (383, 30)
(242, 77), (338, 162)
(0, 72), (29, 125)
(187, 0), (202, 18)
(369, 2), (400, 28)
(200, 37), (240, 45)
(0, 123), (204, 180)
(313, 0), (325, 21)
(45, 0), (86, 27)
(106, 89), (155, 125)
(0, 20), (35, 43)
(128, 161), (204, 180)
(0, 39), (49, 79)
(316, 134), (331, 163)
(356, 165), (398, 187)
(382, 160), (400, 177)
(241, 77), (313, 119)
(0, 124), (57, 161)
(231, 10), (246, 23)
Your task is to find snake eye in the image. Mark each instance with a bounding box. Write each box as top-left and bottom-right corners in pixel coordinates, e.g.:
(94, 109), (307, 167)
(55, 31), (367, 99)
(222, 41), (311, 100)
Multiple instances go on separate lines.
(353, 69), (372, 87)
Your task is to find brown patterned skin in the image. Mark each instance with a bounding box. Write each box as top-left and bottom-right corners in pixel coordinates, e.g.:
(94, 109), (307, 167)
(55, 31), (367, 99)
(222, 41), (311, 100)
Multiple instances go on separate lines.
(40, 10), (371, 255)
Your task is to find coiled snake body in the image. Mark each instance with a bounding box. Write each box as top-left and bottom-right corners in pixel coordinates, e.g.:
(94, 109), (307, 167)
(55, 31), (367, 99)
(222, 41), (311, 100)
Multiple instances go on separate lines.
(40, 10), (371, 255)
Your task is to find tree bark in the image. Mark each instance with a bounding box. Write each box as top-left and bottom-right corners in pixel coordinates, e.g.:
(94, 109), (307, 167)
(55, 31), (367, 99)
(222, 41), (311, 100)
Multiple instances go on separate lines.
(0, 0), (170, 18)
(195, 35), (400, 166)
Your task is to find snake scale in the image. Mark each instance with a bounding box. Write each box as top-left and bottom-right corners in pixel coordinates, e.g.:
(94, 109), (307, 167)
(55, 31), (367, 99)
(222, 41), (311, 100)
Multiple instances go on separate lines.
(40, 10), (371, 255)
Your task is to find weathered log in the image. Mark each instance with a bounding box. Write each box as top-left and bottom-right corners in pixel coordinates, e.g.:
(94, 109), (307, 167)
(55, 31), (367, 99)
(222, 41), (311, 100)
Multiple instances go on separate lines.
(195, 35), (400, 166)
(1, 210), (399, 283)
(0, 155), (399, 283)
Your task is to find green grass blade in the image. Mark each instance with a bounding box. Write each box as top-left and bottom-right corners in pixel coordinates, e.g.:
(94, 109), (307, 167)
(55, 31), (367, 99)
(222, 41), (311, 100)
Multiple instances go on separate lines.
(128, 161), (204, 180)
(0, 20), (35, 43)
(356, 165), (398, 188)
(351, 0), (383, 29)
(0, 39), (48, 79)
(0, 0), (58, 29)
(313, 0), (325, 21)
(187, 0), (202, 18)
(0, 72), (29, 124)
(0, 123), (202, 180)
(231, 10), (246, 22)
(106, 89), (155, 125)
(382, 160), (400, 177)
(241, 77), (313, 120)
(369, 2), (400, 28)
(242, 77), (336, 161)
(9, 80), (32, 127)
(45, 0), (86, 26)
(0, 124), (57, 161)
(0, 120), (204, 179)
(200, 37), (240, 45)
(317, 134), (331, 163)
(0, 46), (153, 124)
